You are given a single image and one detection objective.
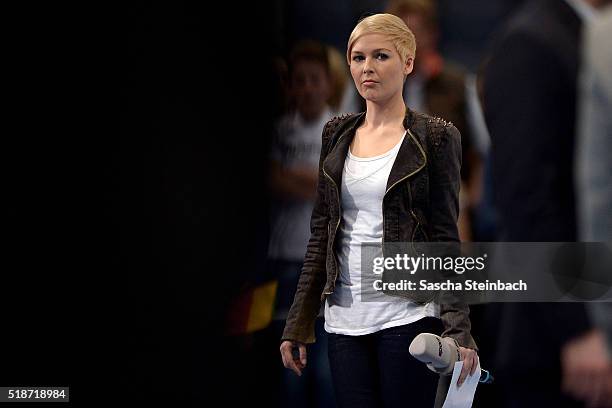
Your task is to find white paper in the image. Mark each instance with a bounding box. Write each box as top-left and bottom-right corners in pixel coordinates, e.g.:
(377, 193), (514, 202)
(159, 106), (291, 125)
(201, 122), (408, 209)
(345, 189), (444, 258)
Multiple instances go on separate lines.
(441, 361), (480, 408)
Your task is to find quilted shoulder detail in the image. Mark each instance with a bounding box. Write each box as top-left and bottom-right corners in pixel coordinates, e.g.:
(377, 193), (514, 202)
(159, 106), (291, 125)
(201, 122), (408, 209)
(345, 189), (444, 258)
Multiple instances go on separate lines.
(424, 115), (457, 148)
(324, 113), (355, 140)
(426, 115), (453, 128)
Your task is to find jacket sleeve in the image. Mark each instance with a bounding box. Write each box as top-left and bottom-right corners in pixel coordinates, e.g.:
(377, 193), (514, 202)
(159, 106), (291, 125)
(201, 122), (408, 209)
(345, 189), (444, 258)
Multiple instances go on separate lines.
(280, 120), (333, 344)
(428, 123), (478, 351)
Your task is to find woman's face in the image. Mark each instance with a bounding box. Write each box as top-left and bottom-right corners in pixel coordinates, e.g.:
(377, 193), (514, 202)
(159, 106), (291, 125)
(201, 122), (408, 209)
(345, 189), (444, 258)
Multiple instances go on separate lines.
(349, 33), (413, 103)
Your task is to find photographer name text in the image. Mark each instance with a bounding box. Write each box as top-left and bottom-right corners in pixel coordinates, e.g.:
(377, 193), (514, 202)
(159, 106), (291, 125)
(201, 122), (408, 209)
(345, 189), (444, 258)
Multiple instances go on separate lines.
(373, 279), (528, 292)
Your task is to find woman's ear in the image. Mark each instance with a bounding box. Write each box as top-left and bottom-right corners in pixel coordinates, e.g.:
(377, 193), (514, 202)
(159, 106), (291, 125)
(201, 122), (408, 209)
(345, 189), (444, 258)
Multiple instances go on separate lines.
(404, 57), (414, 76)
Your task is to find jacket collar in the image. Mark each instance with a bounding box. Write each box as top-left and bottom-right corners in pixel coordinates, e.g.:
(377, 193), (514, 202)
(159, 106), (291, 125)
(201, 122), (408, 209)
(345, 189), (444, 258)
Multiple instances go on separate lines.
(322, 108), (427, 192)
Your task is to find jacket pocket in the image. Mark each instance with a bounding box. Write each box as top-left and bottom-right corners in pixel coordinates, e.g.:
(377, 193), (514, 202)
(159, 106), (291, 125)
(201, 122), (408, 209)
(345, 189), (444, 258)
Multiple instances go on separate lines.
(411, 213), (429, 242)
(406, 182), (429, 242)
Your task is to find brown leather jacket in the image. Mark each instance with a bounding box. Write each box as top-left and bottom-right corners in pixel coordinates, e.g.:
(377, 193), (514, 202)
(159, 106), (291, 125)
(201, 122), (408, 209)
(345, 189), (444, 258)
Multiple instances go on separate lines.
(281, 108), (477, 350)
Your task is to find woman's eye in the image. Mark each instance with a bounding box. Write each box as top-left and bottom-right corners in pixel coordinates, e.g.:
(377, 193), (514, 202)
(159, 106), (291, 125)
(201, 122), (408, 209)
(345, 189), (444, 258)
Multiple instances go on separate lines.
(376, 53), (389, 60)
(352, 55), (365, 62)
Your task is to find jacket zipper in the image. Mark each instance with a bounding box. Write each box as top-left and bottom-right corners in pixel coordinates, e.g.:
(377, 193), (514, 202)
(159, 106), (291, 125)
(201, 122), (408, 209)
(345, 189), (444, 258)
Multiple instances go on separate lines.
(321, 132), (348, 296)
(382, 128), (428, 255)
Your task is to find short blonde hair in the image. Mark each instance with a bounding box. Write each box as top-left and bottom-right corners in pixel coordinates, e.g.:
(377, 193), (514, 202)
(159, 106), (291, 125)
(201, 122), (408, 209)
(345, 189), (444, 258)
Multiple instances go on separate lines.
(346, 13), (416, 66)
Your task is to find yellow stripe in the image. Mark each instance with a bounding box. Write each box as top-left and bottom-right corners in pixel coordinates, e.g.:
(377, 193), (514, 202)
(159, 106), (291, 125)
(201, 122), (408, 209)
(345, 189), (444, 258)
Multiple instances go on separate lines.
(245, 280), (278, 333)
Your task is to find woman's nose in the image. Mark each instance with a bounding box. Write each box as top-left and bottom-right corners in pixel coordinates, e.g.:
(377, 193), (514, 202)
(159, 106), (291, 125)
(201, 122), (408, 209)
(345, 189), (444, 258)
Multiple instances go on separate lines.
(363, 58), (374, 74)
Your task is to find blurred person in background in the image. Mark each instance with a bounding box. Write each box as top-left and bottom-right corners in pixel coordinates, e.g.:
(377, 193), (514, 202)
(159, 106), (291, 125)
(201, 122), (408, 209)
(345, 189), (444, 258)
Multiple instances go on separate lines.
(483, 0), (611, 406)
(386, 0), (484, 242)
(567, 5), (612, 407)
(280, 14), (479, 408)
(268, 39), (337, 408)
(327, 45), (359, 116)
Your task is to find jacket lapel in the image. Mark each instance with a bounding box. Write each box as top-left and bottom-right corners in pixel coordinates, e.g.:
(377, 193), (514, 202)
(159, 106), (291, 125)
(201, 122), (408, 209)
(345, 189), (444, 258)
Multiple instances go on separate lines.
(322, 109), (427, 192)
(322, 114), (362, 188)
(386, 112), (427, 192)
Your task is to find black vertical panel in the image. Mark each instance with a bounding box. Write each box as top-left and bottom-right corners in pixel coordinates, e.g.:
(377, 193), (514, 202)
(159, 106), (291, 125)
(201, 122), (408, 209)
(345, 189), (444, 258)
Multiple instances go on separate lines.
(114, 1), (278, 403)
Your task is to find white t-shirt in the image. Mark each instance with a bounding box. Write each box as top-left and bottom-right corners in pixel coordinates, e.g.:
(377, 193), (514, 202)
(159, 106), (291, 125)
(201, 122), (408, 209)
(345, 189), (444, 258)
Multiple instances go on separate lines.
(268, 107), (335, 261)
(324, 130), (439, 335)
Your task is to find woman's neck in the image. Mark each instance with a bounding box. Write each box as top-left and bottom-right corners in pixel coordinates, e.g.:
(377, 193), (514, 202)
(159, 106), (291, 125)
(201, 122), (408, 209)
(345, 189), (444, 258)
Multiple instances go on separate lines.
(363, 94), (406, 130)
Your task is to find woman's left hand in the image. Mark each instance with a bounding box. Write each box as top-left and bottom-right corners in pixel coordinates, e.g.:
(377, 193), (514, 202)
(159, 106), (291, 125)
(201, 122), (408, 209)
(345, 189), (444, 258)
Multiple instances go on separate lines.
(457, 347), (479, 387)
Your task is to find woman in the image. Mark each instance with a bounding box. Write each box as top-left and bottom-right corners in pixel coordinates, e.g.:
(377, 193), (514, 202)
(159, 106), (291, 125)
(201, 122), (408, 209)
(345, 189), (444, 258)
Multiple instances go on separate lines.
(279, 13), (478, 407)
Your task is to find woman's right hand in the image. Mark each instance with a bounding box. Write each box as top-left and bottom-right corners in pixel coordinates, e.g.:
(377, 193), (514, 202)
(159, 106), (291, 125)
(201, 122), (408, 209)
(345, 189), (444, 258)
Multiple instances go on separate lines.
(280, 340), (307, 376)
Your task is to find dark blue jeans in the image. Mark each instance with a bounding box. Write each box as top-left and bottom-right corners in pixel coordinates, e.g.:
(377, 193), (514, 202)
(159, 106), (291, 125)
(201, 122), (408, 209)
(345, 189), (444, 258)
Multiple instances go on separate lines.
(327, 317), (443, 408)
